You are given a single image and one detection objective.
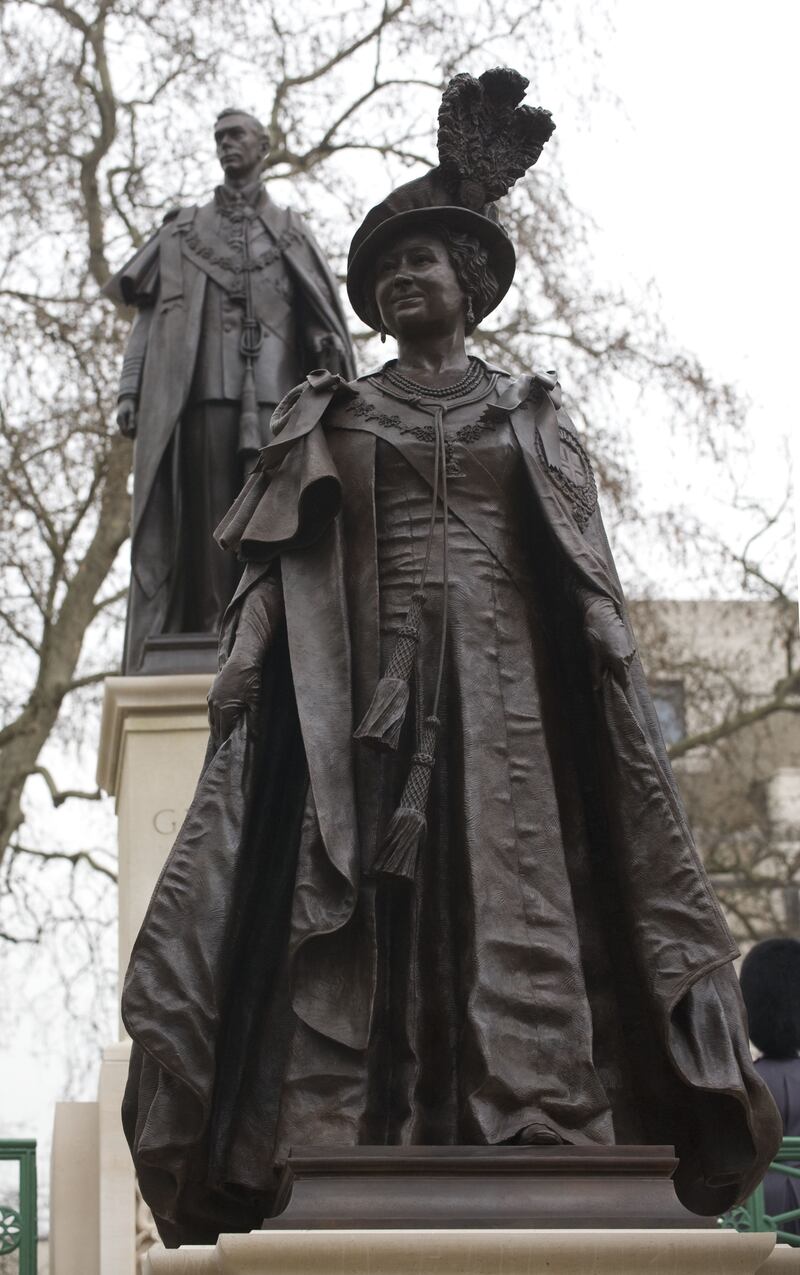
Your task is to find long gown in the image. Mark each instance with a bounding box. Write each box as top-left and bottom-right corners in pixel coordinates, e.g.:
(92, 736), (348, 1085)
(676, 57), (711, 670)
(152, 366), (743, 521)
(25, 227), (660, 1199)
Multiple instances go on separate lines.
(274, 366), (624, 1154)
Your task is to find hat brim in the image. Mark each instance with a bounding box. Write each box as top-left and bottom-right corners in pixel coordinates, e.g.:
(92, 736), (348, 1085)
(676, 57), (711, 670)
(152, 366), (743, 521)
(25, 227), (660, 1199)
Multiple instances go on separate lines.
(346, 206), (516, 331)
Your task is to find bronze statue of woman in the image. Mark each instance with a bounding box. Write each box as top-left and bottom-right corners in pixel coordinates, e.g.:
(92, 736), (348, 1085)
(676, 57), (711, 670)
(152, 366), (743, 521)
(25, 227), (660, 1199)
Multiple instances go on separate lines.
(121, 69), (780, 1246)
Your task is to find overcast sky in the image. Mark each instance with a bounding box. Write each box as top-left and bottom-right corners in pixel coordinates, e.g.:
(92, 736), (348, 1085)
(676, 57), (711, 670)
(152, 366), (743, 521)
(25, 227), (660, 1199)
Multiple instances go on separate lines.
(565, 0), (797, 383)
(549, 0), (798, 591)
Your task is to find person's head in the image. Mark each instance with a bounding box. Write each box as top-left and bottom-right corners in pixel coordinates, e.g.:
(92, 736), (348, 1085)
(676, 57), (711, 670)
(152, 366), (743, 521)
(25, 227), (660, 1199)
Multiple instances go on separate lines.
(370, 224), (499, 343)
(347, 190), (515, 337)
(214, 109), (269, 181)
(740, 938), (800, 1059)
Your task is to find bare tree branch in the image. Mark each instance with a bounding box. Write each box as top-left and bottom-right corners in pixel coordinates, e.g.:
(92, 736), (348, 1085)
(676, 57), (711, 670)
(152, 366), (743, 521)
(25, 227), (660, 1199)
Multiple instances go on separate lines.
(32, 764), (103, 807)
(11, 842), (118, 883)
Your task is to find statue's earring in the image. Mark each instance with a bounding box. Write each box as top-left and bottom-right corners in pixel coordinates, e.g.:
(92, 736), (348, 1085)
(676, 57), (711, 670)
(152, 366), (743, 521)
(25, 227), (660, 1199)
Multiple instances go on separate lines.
(380, 323), (387, 344)
(465, 296), (475, 329)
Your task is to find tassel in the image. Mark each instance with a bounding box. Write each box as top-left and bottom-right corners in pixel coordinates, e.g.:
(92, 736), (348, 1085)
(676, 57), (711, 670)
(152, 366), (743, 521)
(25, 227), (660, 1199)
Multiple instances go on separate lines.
(374, 808), (427, 880)
(239, 360), (259, 444)
(372, 716), (439, 882)
(354, 592), (425, 752)
(353, 677), (409, 752)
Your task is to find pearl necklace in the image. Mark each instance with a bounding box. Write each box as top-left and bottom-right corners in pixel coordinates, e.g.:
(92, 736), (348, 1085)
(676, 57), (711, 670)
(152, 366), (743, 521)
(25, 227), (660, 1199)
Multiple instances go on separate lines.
(382, 356), (484, 400)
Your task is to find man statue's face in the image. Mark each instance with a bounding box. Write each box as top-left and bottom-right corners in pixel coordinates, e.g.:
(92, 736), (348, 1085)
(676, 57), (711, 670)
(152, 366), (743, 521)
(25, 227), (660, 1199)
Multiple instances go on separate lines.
(214, 114), (267, 180)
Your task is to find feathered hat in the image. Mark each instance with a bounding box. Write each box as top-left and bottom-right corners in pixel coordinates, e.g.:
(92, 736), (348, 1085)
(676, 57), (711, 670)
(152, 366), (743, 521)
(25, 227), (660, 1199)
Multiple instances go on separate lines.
(347, 67), (555, 329)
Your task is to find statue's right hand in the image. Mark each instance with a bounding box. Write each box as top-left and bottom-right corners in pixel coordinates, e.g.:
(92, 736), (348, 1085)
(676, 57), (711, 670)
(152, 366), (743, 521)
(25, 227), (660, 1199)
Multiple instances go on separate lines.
(584, 596), (635, 688)
(117, 396), (138, 438)
(207, 650), (261, 743)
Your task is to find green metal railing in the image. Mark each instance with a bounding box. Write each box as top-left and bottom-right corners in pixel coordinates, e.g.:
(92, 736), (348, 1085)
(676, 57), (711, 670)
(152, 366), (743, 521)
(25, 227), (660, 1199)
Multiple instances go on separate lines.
(721, 1136), (800, 1246)
(0, 1141), (37, 1275)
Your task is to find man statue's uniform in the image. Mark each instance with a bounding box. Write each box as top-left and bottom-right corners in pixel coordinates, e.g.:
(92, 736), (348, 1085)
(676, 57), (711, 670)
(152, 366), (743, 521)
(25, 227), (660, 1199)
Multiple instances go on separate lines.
(104, 173), (355, 672)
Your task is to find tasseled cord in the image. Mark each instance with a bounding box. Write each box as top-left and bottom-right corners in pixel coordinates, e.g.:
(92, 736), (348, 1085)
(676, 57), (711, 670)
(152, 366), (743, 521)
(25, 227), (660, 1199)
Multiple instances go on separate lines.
(371, 405), (449, 883)
(372, 713), (440, 879)
(238, 205), (264, 448)
(239, 358), (259, 441)
(353, 591), (425, 752)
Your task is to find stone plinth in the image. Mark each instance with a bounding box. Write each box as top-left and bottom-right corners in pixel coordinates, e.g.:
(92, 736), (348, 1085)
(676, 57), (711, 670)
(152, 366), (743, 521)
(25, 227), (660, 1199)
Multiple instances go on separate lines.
(98, 1040), (136, 1275)
(50, 1102), (100, 1275)
(96, 673), (212, 1000)
(143, 1228), (797, 1274)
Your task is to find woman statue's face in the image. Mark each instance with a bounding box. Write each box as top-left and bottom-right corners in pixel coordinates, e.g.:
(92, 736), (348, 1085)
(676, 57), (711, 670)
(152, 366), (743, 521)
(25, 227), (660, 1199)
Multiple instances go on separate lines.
(373, 232), (465, 339)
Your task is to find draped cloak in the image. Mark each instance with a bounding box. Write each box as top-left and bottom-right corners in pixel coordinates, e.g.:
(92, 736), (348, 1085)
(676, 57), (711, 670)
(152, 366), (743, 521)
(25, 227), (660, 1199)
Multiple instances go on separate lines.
(121, 366), (781, 1246)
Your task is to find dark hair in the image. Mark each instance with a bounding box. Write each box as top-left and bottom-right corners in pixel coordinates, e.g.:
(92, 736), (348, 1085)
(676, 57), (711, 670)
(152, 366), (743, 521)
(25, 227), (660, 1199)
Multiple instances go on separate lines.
(740, 938), (800, 1058)
(437, 227), (499, 333)
(366, 226), (499, 335)
(215, 107), (266, 138)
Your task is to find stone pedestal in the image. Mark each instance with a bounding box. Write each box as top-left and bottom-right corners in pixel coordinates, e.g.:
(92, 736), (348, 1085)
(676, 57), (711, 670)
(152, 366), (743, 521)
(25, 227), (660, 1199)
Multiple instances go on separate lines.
(96, 674), (212, 1002)
(97, 1040), (136, 1275)
(142, 1228), (798, 1274)
(49, 674), (212, 1275)
(49, 1102), (99, 1275)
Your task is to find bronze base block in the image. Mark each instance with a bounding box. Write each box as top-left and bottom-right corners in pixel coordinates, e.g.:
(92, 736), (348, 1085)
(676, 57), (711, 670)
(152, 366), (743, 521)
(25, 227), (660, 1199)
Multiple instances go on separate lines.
(263, 1145), (715, 1230)
(139, 633), (218, 675)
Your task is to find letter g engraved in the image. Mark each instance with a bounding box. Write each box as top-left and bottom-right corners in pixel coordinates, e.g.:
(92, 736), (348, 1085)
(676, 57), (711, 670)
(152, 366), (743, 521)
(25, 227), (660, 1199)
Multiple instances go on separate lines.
(153, 808), (177, 836)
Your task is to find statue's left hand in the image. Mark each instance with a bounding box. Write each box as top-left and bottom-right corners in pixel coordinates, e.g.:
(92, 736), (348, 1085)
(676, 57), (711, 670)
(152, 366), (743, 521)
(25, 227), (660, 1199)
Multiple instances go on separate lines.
(584, 596), (635, 687)
(312, 332), (343, 355)
(117, 395), (138, 438)
(208, 572), (281, 741)
(207, 652), (261, 743)
(312, 331), (345, 373)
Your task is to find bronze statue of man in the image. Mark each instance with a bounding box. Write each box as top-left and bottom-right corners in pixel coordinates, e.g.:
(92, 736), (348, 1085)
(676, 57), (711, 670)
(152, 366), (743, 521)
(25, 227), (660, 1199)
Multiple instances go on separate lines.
(103, 108), (356, 673)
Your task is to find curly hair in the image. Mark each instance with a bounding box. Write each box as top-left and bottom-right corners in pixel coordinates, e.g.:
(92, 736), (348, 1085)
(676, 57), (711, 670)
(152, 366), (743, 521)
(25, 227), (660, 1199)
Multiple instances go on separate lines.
(366, 226), (499, 336)
(437, 227), (499, 333)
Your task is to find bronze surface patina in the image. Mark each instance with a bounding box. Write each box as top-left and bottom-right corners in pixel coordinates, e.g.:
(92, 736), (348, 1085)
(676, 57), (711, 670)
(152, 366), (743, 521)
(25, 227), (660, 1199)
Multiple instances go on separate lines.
(120, 70), (781, 1247)
(103, 108), (355, 673)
